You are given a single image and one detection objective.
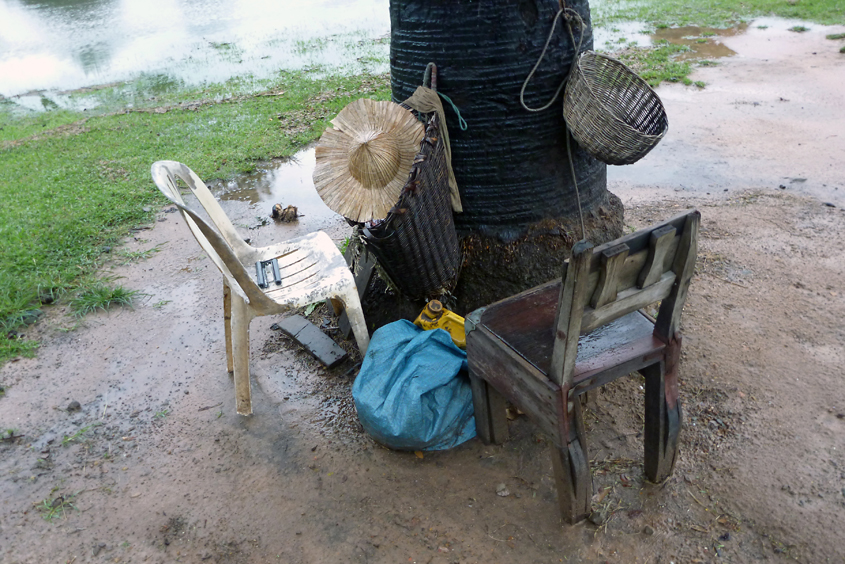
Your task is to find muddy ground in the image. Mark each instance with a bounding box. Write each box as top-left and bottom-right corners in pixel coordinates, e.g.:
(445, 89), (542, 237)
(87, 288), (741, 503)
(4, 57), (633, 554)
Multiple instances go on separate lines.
(2, 23), (844, 564)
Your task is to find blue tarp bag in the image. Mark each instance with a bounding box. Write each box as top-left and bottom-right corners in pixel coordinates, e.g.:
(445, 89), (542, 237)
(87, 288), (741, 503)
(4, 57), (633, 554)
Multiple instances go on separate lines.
(352, 320), (476, 451)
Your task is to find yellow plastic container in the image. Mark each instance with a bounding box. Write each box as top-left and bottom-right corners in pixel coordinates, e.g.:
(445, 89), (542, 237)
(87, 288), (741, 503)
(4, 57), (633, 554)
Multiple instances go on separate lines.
(414, 300), (466, 349)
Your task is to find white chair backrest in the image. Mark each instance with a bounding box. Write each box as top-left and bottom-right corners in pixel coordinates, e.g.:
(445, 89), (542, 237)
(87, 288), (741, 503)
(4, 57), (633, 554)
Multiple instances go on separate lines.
(150, 161), (271, 306)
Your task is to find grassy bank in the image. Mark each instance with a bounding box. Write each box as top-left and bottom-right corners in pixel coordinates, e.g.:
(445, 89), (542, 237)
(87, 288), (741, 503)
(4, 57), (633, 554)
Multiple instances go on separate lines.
(0, 70), (390, 362)
(594, 0), (845, 27)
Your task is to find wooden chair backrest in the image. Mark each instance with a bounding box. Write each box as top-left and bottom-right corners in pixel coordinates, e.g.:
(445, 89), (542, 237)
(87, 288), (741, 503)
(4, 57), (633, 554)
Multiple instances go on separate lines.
(549, 210), (700, 387)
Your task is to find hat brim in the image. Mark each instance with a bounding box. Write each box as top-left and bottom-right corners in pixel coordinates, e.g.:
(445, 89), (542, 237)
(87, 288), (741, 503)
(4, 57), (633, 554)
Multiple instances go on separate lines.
(314, 99), (424, 223)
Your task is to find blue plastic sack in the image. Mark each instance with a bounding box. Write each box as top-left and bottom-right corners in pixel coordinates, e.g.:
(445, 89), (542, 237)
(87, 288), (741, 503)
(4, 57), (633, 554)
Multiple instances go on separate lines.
(352, 320), (476, 451)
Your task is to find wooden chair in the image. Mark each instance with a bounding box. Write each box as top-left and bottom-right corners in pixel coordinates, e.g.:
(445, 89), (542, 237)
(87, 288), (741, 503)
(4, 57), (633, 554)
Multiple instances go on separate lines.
(465, 210), (699, 523)
(151, 161), (370, 415)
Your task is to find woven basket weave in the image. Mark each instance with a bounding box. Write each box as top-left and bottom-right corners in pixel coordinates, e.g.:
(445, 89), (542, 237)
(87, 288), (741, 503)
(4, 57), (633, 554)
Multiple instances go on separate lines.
(359, 112), (461, 299)
(564, 51), (668, 166)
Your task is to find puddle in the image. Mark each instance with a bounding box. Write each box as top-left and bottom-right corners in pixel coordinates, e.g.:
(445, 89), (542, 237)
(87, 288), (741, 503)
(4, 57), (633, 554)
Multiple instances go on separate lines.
(214, 147), (340, 226)
(0, 0), (390, 100)
(652, 24), (746, 60)
(596, 22), (745, 60)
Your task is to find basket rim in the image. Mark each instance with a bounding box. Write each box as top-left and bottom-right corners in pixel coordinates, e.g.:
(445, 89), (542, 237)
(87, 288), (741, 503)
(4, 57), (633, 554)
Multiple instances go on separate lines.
(570, 50), (668, 142)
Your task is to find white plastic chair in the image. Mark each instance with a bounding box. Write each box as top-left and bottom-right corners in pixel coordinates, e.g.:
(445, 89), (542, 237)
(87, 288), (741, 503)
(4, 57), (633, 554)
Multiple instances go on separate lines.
(151, 160), (370, 415)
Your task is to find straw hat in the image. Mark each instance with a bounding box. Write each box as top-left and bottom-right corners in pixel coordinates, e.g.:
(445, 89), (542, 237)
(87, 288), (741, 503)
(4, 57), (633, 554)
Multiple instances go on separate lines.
(313, 98), (424, 223)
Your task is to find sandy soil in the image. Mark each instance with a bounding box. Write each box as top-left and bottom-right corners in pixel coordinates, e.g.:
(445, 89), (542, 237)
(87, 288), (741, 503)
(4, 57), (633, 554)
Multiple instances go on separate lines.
(2, 22), (844, 564)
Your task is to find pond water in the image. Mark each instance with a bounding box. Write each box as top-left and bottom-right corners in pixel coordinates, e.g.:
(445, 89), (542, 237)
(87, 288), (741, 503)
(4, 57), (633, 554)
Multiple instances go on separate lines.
(0, 0), (391, 98)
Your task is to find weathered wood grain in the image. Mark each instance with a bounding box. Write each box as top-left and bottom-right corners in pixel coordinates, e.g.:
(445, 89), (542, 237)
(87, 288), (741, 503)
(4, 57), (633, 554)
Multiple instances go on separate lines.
(655, 211), (700, 340)
(467, 327), (561, 443)
(638, 224), (677, 289)
(590, 243), (630, 309)
(581, 272), (676, 334)
(550, 240), (593, 388)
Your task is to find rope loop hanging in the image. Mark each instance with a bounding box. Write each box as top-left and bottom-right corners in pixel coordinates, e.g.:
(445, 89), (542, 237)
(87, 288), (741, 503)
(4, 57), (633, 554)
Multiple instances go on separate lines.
(518, 0), (588, 240)
(518, 4), (585, 114)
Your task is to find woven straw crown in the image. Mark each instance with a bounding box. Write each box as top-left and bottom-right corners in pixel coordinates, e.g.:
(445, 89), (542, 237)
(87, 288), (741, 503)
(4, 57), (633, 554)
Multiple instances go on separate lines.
(313, 99), (424, 223)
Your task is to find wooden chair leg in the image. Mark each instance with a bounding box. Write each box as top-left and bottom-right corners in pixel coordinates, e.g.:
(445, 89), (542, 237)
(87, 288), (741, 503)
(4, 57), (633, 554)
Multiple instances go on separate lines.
(223, 282), (233, 374)
(487, 385), (509, 444)
(468, 371), (493, 444)
(551, 399), (592, 524)
(642, 358), (681, 482)
(468, 373), (509, 445)
(230, 294), (253, 416)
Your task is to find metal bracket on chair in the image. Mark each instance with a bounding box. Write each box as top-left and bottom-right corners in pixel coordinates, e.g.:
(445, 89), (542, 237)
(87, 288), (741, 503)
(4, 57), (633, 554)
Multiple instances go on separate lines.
(464, 307), (487, 335)
(255, 261), (268, 288)
(270, 258), (282, 285)
(255, 258), (282, 289)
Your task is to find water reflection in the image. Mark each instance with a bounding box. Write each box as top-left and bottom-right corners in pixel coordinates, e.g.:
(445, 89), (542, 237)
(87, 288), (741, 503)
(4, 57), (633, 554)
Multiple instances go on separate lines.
(653, 24), (746, 60)
(596, 22), (744, 60)
(215, 147), (340, 225)
(0, 0), (390, 97)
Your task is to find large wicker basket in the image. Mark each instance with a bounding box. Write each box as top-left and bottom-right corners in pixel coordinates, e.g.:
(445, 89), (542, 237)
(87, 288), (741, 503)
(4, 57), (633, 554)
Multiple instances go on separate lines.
(563, 51), (668, 166)
(357, 112), (461, 300)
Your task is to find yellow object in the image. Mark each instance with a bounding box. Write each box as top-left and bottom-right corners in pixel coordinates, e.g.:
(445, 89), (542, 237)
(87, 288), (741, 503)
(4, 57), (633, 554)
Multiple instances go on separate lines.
(414, 300), (466, 349)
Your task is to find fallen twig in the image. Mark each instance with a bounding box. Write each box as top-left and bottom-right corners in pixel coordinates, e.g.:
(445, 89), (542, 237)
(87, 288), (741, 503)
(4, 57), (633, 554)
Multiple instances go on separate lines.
(686, 487), (708, 509)
(703, 271), (748, 288)
(198, 403), (223, 412)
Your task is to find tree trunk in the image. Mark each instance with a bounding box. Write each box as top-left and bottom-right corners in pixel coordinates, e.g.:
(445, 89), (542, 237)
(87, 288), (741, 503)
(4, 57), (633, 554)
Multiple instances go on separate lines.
(362, 0), (624, 324)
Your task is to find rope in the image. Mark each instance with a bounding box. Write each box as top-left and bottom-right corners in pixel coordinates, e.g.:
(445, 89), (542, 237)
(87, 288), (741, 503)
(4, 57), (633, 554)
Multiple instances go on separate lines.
(518, 6), (585, 113)
(565, 128), (586, 240)
(519, 1), (587, 240)
(437, 92), (468, 131)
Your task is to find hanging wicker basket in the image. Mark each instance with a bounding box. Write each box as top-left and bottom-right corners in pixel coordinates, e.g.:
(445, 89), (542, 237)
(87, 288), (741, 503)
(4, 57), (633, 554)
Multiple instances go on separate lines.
(358, 111), (461, 300)
(564, 51), (668, 166)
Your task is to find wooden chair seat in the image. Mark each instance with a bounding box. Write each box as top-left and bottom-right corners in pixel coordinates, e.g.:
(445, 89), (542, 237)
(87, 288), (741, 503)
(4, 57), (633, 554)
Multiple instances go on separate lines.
(480, 280), (665, 394)
(466, 210), (699, 524)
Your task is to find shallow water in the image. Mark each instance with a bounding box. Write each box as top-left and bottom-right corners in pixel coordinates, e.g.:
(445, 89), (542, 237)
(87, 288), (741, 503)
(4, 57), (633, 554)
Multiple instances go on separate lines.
(0, 0), (390, 99)
(215, 147), (342, 227)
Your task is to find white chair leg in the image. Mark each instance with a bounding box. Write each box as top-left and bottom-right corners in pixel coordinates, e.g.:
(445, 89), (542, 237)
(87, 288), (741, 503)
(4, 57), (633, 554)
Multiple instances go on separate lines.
(230, 294), (253, 415)
(340, 287), (370, 356)
(223, 281), (234, 374)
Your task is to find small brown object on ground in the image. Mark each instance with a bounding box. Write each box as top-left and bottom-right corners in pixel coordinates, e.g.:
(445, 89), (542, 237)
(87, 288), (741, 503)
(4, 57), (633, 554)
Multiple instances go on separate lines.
(271, 204), (299, 222)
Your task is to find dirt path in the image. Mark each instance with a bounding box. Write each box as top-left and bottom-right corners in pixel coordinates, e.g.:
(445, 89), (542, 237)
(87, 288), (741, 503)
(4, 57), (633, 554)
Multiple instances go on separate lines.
(2, 22), (844, 564)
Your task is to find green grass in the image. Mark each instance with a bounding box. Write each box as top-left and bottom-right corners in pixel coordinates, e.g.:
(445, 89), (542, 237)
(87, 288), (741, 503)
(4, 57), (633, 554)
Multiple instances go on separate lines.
(827, 33), (845, 39)
(613, 41), (694, 87)
(0, 71), (390, 364)
(789, 25), (810, 32)
(118, 243), (164, 264)
(36, 492), (79, 522)
(594, 0), (845, 27)
(69, 282), (140, 316)
(61, 423), (98, 446)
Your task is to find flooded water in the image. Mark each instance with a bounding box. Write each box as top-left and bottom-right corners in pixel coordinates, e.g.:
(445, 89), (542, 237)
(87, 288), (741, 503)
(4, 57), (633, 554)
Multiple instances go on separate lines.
(215, 147), (341, 226)
(0, 0), (390, 98)
(652, 23), (746, 59)
(594, 22), (746, 60)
